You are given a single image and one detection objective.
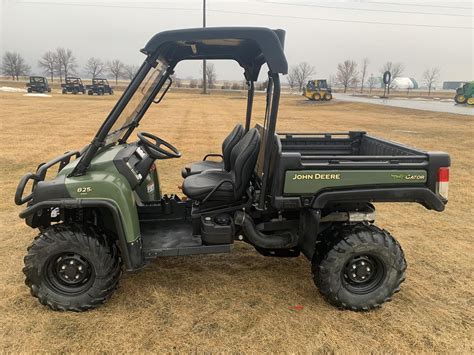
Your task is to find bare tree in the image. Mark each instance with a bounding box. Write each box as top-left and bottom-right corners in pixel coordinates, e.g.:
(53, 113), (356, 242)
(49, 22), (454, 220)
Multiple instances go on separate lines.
(287, 62), (315, 92)
(123, 64), (139, 81)
(336, 60), (359, 93)
(360, 58), (369, 93)
(84, 57), (104, 79)
(107, 59), (124, 84)
(55, 48), (77, 82)
(380, 61), (404, 94)
(297, 62), (315, 91)
(38, 51), (56, 82)
(422, 67), (440, 96)
(1, 52), (30, 80)
(287, 66), (298, 90)
(202, 63), (217, 88)
(1, 52), (19, 80)
(367, 74), (379, 94)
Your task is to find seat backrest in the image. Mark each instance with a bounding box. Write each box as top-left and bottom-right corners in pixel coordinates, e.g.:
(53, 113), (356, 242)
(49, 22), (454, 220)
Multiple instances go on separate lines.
(221, 123), (244, 171)
(229, 128), (261, 196)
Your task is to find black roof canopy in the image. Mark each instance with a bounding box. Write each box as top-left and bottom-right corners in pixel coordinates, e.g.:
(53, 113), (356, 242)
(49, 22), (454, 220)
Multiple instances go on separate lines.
(142, 27), (288, 81)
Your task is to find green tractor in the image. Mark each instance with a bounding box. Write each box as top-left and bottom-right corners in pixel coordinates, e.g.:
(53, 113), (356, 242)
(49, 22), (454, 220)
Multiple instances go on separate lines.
(15, 27), (450, 312)
(454, 81), (474, 105)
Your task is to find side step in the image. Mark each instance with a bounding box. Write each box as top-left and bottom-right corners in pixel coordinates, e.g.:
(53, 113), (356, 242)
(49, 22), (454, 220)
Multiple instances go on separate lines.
(143, 244), (231, 259)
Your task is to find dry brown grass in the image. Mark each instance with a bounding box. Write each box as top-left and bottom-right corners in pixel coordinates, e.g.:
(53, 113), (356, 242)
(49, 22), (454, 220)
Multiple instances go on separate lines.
(0, 91), (473, 352)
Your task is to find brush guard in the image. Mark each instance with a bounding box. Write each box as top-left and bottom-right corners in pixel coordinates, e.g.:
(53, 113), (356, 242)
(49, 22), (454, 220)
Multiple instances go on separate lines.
(15, 151), (80, 206)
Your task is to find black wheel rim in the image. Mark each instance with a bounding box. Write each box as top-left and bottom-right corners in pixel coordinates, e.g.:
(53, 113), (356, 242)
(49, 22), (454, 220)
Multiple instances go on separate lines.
(45, 252), (95, 295)
(341, 254), (386, 294)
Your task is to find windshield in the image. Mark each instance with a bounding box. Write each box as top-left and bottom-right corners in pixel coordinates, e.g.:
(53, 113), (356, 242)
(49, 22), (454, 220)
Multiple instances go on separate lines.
(104, 60), (167, 145)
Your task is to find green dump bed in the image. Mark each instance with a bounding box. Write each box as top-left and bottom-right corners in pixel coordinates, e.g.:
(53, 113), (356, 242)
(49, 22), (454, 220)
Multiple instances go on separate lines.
(269, 131), (450, 211)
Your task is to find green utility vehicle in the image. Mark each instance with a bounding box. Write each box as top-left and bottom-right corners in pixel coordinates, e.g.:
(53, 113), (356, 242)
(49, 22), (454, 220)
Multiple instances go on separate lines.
(61, 77), (86, 94)
(87, 78), (114, 95)
(26, 76), (51, 93)
(454, 81), (474, 105)
(15, 28), (450, 312)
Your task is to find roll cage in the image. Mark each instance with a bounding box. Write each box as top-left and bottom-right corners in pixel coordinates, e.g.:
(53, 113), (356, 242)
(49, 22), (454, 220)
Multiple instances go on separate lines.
(92, 78), (110, 85)
(66, 77), (83, 85)
(71, 27), (288, 208)
(30, 76), (47, 84)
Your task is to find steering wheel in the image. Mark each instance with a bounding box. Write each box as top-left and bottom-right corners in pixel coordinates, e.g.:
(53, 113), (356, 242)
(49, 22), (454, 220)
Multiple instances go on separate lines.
(137, 131), (181, 159)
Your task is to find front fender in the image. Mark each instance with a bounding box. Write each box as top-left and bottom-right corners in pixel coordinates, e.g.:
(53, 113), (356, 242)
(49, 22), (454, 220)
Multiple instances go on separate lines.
(65, 171), (140, 244)
(19, 198), (142, 270)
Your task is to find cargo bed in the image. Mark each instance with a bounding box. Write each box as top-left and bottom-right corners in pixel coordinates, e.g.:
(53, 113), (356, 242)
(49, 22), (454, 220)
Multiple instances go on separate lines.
(268, 131), (450, 211)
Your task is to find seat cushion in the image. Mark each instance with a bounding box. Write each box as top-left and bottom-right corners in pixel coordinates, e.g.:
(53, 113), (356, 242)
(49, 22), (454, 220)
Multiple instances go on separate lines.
(181, 160), (223, 178)
(182, 170), (235, 201)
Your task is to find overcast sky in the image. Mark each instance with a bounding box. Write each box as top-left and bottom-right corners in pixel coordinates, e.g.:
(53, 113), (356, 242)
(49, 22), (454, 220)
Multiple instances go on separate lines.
(1, 0), (473, 83)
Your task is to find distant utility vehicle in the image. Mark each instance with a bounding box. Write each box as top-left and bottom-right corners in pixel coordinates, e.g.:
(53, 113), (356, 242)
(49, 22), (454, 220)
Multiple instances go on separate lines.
(62, 77), (86, 94)
(15, 27), (450, 312)
(26, 76), (51, 93)
(303, 79), (332, 101)
(87, 78), (114, 95)
(454, 81), (474, 105)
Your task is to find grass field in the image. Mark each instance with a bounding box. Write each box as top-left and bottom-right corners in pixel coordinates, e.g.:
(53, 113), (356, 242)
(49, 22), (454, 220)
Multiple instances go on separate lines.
(0, 90), (472, 352)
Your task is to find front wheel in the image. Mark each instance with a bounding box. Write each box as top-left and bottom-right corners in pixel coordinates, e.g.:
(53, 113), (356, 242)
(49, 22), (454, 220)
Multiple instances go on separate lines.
(23, 223), (121, 311)
(311, 93), (321, 101)
(312, 224), (406, 311)
(454, 94), (467, 104)
(324, 92), (332, 101)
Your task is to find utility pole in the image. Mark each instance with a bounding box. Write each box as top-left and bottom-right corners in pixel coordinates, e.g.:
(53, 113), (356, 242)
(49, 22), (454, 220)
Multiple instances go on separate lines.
(202, 0), (207, 94)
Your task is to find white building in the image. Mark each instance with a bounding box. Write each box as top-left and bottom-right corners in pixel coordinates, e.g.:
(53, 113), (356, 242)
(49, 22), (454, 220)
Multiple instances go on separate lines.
(391, 77), (419, 89)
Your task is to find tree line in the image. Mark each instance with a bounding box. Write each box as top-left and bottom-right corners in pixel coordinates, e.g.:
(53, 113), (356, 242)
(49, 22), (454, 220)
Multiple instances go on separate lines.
(287, 59), (441, 96)
(1, 50), (441, 95)
(1, 49), (140, 84)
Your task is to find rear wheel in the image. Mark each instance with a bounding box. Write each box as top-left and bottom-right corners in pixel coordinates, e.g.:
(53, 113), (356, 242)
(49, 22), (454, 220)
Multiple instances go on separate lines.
(324, 92), (332, 101)
(23, 223), (121, 312)
(312, 93), (321, 101)
(467, 97), (474, 105)
(312, 224), (406, 311)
